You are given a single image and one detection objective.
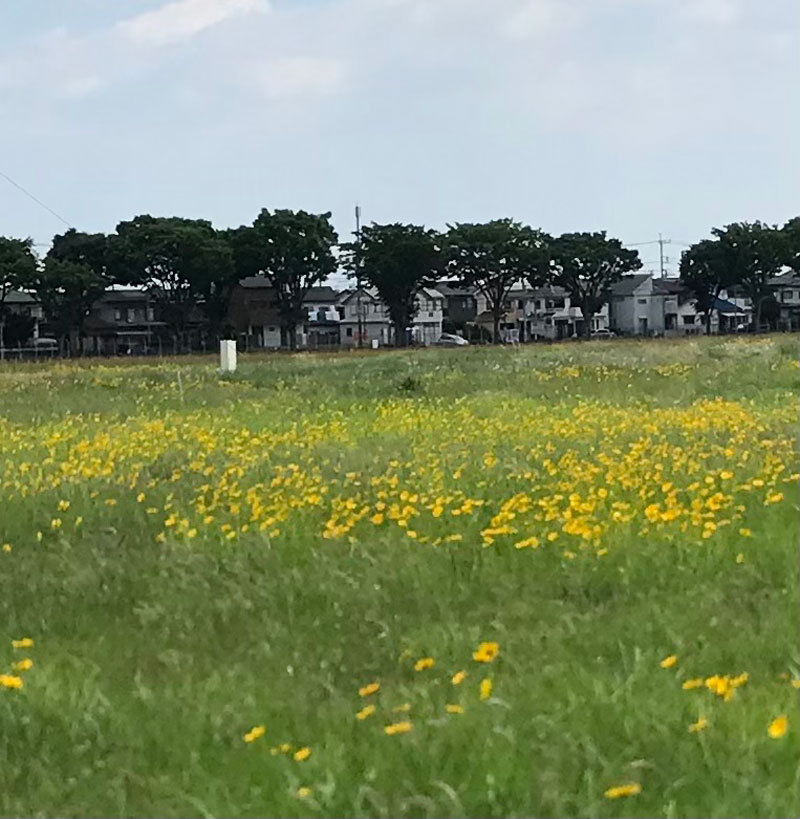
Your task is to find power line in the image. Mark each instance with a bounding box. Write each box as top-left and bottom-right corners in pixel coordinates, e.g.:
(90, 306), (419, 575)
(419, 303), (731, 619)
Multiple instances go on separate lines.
(0, 169), (73, 229)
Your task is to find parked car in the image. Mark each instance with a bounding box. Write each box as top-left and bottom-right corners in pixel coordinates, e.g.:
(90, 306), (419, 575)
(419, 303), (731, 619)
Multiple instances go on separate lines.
(590, 329), (616, 339)
(434, 333), (469, 347)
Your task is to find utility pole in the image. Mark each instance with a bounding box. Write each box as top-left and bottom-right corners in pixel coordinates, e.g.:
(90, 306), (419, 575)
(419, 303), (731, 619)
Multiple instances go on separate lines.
(355, 205), (364, 348)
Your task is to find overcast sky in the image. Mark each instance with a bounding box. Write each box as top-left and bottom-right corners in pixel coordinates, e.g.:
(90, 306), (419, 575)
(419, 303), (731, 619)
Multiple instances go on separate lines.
(1, 0), (797, 277)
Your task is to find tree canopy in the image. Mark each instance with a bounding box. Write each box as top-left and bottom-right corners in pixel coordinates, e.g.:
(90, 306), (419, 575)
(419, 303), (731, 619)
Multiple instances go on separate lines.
(231, 209), (338, 349)
(109, 215), (233, 342)
(548, 232), (641, 338)
(679, 238), (731, 334)
(711, 222), (785, 330)
(446, 220), (550, 343)
(343, 223), (442, 347)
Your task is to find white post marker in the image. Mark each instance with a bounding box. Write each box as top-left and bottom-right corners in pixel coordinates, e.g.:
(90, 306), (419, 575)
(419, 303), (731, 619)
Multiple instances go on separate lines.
(220, 339), (237, 373)
(371, 339), (379, 350)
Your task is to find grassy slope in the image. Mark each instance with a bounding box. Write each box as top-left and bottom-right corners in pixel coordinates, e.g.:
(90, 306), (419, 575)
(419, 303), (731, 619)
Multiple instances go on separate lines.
(0, 336), (798, 818)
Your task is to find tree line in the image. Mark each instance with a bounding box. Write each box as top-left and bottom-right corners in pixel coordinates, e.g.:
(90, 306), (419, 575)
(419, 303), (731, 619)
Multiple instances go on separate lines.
(0, 211), (798, 350)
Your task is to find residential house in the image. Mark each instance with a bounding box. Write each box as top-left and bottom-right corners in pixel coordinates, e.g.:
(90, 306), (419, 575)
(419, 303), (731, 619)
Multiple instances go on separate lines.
(82, 289), (169, 354)
(608, 274), (668, 336)
(227, 277), (283, 349)
(435, 282), (480, 331)
(337, 288), (391, 348)
(299, 286), (341, 349)
(411, 287), (445, 346)
(518, 286), (610, 341)
(768, 272), (800, 330)
(2, 290), (44, 341)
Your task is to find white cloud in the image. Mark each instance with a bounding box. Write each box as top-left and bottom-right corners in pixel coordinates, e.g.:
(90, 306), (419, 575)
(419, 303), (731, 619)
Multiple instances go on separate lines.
(117, 0), (267, 47)
(250, 57), (348, 99)
(500, 0), (578, 40)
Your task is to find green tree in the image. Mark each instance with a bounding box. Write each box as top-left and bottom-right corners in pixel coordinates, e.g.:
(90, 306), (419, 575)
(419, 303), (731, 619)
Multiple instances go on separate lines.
(342, 223), (442, 348)
(548, 232), (641, 339)
(781, 216), (800, 272)
(0, 237), (38, 353)
(679, 238), (732, 334)
(2, 312), (36, 347)
(109, 216), (233, 347)
(231, 210), (337, 350)
(712, 222), (785, 331)
(446, 220), (550, 343)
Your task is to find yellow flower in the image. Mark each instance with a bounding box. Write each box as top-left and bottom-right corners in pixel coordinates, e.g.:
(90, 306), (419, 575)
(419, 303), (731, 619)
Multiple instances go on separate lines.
(414, 657), (435, 672)
(393, 703), (411, 713)
(768, 715), (788, 739)
(472, 641), (500, 663)
(659, 654), (678, 669)
(293, 747), (312, 761)
(296, 787), (312, 799)
(57, 499), (70, 511)
(479, 678), (493, 701)
(451, 670), (467, 685)
(358, 682), (380, 697)
(0, 674), (23, 690)
(736, 553), (744, 564)
(739, 528), (751, 537)
(356, 704), (376, 720)
(730, 672), (748, 688)
(445, 704), (464, 714)
(682, 678), (704, 690)
(279, 743), (292, 753)
(1, 543), (11, 553)
(688, 716), (708, 733)
(604, 783), (641, 800)
(12, 658), (33, 672)
(11, 638), (33, 649)
(792, 679), (800, 690)
(243, 725), (266, 743)
(137, 493), (146, 503)
(384, 721), (413, 735)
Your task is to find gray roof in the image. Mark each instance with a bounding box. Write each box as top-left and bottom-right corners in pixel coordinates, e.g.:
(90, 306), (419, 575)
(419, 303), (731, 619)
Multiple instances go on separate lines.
(4, 290), (37, 304)
(768, 273), (800, 287)
(434, 281), (477, 297)
(609, 274), (652, 296)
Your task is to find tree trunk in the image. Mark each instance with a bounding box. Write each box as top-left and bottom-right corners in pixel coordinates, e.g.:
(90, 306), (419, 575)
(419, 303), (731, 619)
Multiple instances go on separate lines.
(287, 322), (297, 351)
(582, 307), (592, 340)
(492, 310), (501, 344)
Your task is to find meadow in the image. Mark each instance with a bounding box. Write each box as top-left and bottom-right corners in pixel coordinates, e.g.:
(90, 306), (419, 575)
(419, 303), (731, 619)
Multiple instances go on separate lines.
(0, 335), (798, 818)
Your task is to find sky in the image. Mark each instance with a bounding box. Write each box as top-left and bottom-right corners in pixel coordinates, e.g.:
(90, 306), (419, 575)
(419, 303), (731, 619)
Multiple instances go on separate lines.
(0, 0), (797, 279)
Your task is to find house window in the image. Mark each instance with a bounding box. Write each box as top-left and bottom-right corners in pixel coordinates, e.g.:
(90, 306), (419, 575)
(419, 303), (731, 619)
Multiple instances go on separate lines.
(114, 309), (122, 321)
(428, 311), (434, 318)
(637, 298), (647, 305)
(346, 327), (353, 337)
(517, 300), (524, 309)
(127, 308), (135, 323)
(782, 289), (794, 302)
(146, 307), (154, 321)
(683, 315), (695, 325)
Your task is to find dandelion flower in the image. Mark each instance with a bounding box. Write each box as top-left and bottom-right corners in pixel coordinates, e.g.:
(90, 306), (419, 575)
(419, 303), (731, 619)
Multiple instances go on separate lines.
(11, 638), (33, 649)
(356, 705), (376, 720)
(768, 715), (788, 739)
(243, 725), (266, 743)
(293, 747), (312, 762)
(414, 657), (435, 672)
(445, 704), (464, 714)
(296, 787), (312, 799)
(1, 543), (11, 553)
(604, 783), (641, 799)
(358, 682), (380, 697)
(472, 642), (500, 663)
(479, 678), (493, 701)
(384, 721), (412, 735)
(682, 678), (704, 690)
(0, 674), (23, 690)
(451, 670), (467, 685)
(12, 658), (33, 672)
(659, 654), (678, 669)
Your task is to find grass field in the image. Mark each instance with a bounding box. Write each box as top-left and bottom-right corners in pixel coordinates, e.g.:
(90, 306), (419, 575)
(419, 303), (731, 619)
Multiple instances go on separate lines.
(1, 336), (798, 818)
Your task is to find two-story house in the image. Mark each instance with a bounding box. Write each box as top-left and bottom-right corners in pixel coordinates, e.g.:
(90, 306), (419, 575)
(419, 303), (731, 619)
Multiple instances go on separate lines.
(521, 286), (610, 341)
(411, 287), (445, 346)
(337, 288), (391, 348)
(83, 289), (169, 354)
(2, 290), (45, 343)
(608, 274), (669, 336)
(768, 272), (800, 330)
